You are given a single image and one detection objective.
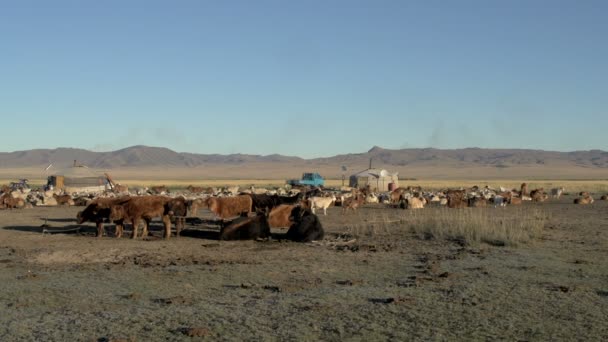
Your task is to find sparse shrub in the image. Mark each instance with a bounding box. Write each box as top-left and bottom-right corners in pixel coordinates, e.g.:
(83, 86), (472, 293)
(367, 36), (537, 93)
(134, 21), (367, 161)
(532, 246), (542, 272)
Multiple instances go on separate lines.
(405, 207), (546, 246)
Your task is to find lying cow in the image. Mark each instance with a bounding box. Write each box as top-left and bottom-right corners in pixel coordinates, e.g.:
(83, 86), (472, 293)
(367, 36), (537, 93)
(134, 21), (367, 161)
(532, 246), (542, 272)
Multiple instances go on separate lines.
(468, 197), (487, 208)
(286, 206), (324, 242)
(446, 190), (467, 209)
(574, 195), (594, 205)
(219, 211), (271, 240)
(268, 204), (298, 228)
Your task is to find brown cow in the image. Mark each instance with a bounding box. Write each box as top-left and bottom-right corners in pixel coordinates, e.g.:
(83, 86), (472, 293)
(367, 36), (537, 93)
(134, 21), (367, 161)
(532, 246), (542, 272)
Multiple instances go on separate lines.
(1, 193), (25, 209)
(574, 195), (594, 205)
(203, 195), (252, 220)
(600, 195), (608, 201)
(468, 197), (487, 208)
(509, 197), (523, 205)
(77, 196), (130, 237)
(109, 196), (172, 239)
(530, 188), (548, 202)
(53, 193), (74, 206)
(268, 204), (298, 228)
(520, 183), (529, 196)
(446, 190), (467, 208)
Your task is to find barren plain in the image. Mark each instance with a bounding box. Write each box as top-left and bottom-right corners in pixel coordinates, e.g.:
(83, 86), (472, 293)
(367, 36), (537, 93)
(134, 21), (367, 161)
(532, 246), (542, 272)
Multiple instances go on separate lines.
(1, 194), (607, 341)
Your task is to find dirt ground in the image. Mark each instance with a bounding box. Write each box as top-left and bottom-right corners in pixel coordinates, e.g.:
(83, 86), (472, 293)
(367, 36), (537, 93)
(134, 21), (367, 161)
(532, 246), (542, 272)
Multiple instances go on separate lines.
(1, 196), (607, 341)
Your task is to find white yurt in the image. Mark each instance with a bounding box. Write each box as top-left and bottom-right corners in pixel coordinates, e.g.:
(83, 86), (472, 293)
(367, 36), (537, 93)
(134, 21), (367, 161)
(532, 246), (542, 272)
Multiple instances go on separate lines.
(349, 168), (399, 192)
(47, 165), (109, 193)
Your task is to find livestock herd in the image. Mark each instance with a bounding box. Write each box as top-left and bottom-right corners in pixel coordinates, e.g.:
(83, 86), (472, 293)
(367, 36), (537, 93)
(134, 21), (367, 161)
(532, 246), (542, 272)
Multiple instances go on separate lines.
(0, 182), (605, 242)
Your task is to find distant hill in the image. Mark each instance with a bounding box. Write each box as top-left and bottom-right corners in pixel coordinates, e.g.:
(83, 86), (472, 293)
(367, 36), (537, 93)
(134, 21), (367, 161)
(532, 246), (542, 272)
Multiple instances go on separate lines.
(1, 145), (607, 180)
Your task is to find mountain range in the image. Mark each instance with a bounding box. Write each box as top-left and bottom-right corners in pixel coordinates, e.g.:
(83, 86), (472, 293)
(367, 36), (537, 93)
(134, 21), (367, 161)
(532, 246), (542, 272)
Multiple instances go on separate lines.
(1, 145), (607, 180)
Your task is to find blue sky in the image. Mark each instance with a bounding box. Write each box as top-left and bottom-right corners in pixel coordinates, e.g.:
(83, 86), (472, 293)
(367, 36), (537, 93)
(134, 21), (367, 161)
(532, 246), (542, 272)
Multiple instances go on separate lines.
(1, 0), (606, 157)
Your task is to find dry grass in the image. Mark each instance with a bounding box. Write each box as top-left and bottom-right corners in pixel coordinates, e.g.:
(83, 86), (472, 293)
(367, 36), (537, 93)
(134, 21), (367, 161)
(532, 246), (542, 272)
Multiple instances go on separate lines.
(344, 207), (548, 246)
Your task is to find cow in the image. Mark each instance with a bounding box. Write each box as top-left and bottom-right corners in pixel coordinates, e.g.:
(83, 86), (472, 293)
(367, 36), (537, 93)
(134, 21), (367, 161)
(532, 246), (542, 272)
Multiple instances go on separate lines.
(446, 190), (467, 209)
(601, 195), (608, 201)
(76, 196), (130, 237)
(203, 195), (252, 220)
(530, 189), (548, 202)
(309, 195), (336, 215)
(509, 197), (523, 205)
(164, 196), (188, 237)
(520, 183), (529, 196)
(53, 193), (74, 206)
(574, 195), (594, 205)
(390, 188), (407, 204)
(268, 204), (298, 228)
(219, 211), (271, 240)
(1, 193), (25, 209)
(109, 196), (172, 239)
(468, 197), (487, 208)
(285, 206), (324, 242)
(550, 187), (565, 199)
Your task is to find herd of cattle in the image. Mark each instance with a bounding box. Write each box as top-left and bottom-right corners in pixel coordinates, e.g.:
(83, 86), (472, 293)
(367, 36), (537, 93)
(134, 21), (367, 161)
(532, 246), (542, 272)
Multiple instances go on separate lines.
(1, 182), (606, 242)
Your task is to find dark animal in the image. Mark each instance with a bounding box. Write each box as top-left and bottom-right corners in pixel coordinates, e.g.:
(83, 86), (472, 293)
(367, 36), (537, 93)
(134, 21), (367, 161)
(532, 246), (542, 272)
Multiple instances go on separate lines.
(286, 206), (324, 242)
(219, 211), (271, 240)
(164, 196), (188, 237)
(76, 196), (129, 237)
(247, 193), (302, 211)
(468, 197), (487, 208)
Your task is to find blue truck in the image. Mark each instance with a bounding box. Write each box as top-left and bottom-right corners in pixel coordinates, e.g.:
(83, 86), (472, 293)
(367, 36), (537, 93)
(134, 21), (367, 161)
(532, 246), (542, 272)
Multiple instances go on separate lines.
(287, 172), (325, 187)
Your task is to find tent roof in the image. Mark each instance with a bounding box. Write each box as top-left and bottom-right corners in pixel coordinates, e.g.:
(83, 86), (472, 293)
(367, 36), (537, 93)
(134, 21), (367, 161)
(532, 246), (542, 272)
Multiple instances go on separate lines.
(52, 166), (105, 178)
(351, 168), (398, 178)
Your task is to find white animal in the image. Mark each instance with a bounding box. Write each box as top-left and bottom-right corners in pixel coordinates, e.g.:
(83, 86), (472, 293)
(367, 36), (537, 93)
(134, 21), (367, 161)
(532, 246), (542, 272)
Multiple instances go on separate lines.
(365, 193), (379, 204)
(310, 195), (336, 215)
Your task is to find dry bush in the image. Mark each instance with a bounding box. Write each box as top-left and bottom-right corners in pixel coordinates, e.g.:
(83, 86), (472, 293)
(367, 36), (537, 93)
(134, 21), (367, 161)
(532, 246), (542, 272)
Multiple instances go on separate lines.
(344, 207), (547, 246)
(406, 208), (547, 246)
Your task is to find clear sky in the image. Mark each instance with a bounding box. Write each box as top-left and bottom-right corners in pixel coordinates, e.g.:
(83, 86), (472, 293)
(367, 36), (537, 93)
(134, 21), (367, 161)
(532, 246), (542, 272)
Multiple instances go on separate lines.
(1, 0), (606, 157)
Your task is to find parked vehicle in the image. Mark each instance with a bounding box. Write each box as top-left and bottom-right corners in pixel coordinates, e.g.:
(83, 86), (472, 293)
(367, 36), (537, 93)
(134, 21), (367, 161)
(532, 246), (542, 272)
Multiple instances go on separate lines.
(287, 173), (325, 187)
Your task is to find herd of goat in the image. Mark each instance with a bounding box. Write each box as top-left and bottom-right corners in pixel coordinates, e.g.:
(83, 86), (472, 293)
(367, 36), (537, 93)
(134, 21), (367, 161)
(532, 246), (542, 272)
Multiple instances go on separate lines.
(1, 182), (606, 242)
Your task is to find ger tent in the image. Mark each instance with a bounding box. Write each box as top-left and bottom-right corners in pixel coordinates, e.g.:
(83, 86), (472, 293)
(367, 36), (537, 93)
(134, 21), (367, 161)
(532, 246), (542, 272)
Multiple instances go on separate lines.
(47, 165), (109, 193)
(349, 168), (399, 192)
